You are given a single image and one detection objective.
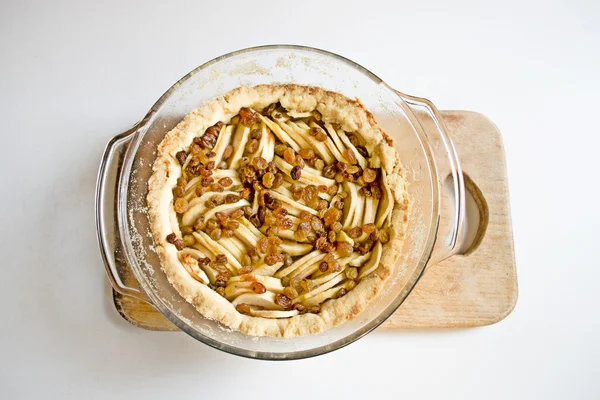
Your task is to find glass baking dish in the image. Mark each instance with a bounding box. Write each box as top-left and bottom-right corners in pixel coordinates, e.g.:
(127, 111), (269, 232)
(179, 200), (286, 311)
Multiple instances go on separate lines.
(96, 45), (465, 360)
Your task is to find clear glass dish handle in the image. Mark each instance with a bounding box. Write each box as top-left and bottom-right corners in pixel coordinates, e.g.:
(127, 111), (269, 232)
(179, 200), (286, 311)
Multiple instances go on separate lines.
(393, 89), (466, 266)
(95, 125), (151, 303)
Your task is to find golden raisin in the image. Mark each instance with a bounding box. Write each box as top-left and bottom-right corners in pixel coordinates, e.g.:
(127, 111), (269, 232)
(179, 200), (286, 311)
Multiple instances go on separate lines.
(245, 139), (259, 154)
(195, 186), (206, 197)
(183, 234), (195, 247)
(298, 148), (315, 160)
(362, 168), (377, 183)
(236, 304), (251, 314)
(239, 265), (253, 274)
(181, 226), (194, 235)
(314, 159), (325, 171)
(272, 173), (284, 188)
(218, 177), (233, 187)
(253, 156), (268, 170)
(222, 145), (233, 159)
(210, 228), (222, 241)
(274, 144), (287, 156)
(315, 131), (328, 142)
(345, 267), (358, 280)
(166, 234), (176, 245)
(222, 228), (235, 238)
(174, 198), (189, 213)
(225, 194), (240, 204)
(283, 286), (298, 299)
(275, 294), (292, 309)
(283, 148), (296, 164)
(172, 185), (185, 198)
(331, 222), (342, 233)
(251, 282), (266, 294)
(319, 262), (329, 272)
(348, 227), (363, 238)
(362, 223), (377, 234)
(323, 208), (341, 225)
(239, 107), (258, 125)
(337, 241), (353, 256)
(328, 230), (336, 243)
(262, 172), (274, 188)
(258, 237), (269, 253)
(230, 209), (244, 219)
(294, 229), (307, 242)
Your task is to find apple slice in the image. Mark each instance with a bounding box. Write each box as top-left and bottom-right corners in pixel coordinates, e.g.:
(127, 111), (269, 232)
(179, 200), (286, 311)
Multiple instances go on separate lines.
(229, 124), (251, 169)
(280, 241), (313, 256)
(248, 308), (299, 318)
(231, 292), (283, 310)
(335, 127), (367, 169)
(259, 114), (300, 151)
(375, 171), (393, 228)
(192, 231), (242, 273)
(252, 260), (284, 276)
(203, 199), (250, 222)
(349, 252), (372, 267)
(267, 190), (318, 216)
(274, 156), (335, 187)
(293, 272), (346, 304)
(176, 252), (210, 284)
(179, 247), (218, 283)
(358, 241), (383, 279)
(212, 125), (235, 164)
(341, 181), (360, 229)
(294, 121), (335, 164)
(275, 250), (324, 278)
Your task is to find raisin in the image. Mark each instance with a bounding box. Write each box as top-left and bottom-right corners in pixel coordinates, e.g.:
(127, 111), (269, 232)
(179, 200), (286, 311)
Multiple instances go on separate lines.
(172, 185), (185, 198)
(166, 233), (177, 243)
(290, 166), (302, 180)
(362, 223), (377, 234)
(283, 286), (298, 299)
(272, 173), (284, 188)
(359, 187), (372, 197)
(230, 209), (244, 219)
(251, 282), (266, 294)
(236, 304), (251, 314)
(314, 159), (325, 171)
(275, 294), (292, 309)
(253, 156), (267, 170)
(173, 239), (184, 250)
(174, 198), (189, 213)
(245, 139), (259, 154)
(274, 144), (287, 156)
(225, 194), (240, 204)
(239, 107), (258, 126)
(283, 148), (296, 164)
(315, 131), (328, 142)
(348, 227), (363, 238)
(319, 262), (329, 272)
(337, 241), (353, 256)
(362, 168), (377, 183)
(175, 151), (187, 165)
(323, 165), (337, 179)
(210, 228), (222, 241)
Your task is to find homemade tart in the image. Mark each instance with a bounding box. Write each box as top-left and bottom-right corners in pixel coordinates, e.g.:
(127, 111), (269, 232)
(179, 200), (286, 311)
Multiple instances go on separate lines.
(147, 84), (409, 337)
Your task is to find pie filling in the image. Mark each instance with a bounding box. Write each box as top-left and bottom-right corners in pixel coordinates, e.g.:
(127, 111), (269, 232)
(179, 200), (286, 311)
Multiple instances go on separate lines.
(166, 104), (395, 318)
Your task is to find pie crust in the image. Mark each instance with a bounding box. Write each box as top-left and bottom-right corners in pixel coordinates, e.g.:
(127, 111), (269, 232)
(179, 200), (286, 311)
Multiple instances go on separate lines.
(147, 84), (409, 337)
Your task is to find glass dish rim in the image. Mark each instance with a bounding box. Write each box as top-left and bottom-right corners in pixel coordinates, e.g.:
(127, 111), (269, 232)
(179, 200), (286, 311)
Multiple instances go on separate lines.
(117, 44), (440, 360)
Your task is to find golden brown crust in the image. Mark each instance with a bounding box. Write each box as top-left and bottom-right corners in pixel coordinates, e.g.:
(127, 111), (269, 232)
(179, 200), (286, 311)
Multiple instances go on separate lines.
(147, 84), (408, 337)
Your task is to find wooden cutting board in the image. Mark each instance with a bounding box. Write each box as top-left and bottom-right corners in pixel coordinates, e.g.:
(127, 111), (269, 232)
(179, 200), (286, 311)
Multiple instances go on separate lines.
(111, 110), (518, 331)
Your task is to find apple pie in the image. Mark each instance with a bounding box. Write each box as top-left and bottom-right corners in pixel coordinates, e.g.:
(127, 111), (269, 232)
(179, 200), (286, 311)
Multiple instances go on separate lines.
(147, 84), (408, 337)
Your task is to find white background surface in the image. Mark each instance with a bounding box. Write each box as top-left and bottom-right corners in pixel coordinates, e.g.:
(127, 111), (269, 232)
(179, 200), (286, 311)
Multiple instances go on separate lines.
(1, 0), (599, 398)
